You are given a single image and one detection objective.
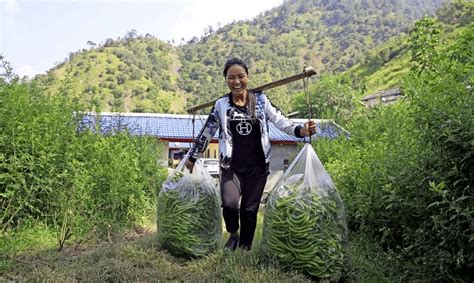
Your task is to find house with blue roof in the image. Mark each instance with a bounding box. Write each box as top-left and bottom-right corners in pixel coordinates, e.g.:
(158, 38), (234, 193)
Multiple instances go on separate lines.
(80, 112), (348, 172)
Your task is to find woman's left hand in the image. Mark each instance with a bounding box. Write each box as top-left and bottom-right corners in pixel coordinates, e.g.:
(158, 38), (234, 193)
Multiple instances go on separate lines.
(300, 120), (316, 137)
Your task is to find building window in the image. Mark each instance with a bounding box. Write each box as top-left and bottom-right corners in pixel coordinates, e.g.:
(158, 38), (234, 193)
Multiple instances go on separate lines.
(283, 159), (290, 170)
(206, 149), (210, 158)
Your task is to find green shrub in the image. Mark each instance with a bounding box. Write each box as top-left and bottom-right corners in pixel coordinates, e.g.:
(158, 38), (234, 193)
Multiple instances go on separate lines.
(0, 58), (167, 249)
(314, 22), (473, 281)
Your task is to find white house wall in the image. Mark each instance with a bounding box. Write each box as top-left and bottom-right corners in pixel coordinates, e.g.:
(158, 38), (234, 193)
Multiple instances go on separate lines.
(269, 143), (300, 171)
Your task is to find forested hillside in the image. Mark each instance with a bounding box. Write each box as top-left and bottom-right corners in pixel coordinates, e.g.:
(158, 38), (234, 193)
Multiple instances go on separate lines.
(178, 0), (444, 109)
(34, 0), (444, 113)
(349, 0), (474, 93)
(34, 33), (187, 113)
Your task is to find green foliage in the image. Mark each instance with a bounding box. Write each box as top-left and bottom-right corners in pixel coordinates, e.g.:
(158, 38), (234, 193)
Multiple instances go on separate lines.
(314, 21), (473, 281)
(399, 22), (473, 278)
(0, 222), (57, 258)
(0, 60), (167, 246)
(409, 17), (441, 74)
(436, 0), (474, 26)
(290, 74), (357, 125)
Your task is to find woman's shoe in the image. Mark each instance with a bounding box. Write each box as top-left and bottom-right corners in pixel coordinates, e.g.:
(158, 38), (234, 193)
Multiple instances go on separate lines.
(224, 235), (239, 251)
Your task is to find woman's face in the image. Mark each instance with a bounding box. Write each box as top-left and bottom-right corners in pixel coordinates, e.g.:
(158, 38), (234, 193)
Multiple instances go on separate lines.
(225, 64), (249, 97)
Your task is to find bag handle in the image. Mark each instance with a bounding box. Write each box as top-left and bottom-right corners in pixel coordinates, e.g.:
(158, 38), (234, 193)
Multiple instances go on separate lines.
(303, 71), (312, 144)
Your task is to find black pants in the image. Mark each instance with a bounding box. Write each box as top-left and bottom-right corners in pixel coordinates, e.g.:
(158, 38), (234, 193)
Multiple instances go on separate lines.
(220, 166), (268, 249)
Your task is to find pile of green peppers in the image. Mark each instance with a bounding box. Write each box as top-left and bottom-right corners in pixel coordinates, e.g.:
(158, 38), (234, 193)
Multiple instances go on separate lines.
(262, 184), (346, 280)
(157, 171), (221, 257)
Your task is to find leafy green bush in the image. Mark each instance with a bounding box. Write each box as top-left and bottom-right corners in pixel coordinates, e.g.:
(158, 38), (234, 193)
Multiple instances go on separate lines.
(314, 21), (473, 281)
(290, 74), (357, 125)
(399, 21), (473, 278)
(0, 58), (167, 248)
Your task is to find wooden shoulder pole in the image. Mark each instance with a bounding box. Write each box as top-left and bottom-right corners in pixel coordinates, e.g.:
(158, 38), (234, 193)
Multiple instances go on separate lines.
(186, 66), (316, 113)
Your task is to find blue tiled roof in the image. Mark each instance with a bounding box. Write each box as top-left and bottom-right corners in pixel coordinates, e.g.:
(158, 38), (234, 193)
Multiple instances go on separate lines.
(79, 113), (348, 142)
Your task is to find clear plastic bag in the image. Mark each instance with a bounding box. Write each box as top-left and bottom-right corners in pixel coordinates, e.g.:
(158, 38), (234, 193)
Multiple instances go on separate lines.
(262, 143), (349, 280)
(157, 155), (222, 257)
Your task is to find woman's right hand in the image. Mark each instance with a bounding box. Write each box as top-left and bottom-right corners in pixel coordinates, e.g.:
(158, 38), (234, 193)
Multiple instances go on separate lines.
(185, 159), (195, 173)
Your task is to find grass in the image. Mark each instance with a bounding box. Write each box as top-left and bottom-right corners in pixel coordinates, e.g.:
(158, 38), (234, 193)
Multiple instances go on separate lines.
(0, 212), (400, 282)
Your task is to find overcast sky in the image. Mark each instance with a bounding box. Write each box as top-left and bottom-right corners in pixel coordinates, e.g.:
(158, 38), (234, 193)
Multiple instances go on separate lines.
(0, 0), (283, 78)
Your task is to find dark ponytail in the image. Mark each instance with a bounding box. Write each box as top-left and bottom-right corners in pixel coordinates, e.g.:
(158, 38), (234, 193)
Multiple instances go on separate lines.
(247, 90), (257, 124)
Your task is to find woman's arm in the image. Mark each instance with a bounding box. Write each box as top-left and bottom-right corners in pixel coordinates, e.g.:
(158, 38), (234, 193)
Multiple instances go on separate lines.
(264, 94), (315, 137)
(186, 104), (221, 172)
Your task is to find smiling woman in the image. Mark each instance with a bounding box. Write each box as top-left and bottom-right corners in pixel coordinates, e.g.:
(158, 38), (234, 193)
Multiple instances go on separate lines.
(184, 57), (316, 252)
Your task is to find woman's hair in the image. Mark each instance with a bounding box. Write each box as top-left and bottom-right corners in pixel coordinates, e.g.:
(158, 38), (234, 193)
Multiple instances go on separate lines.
(223, 57), (248, 77)
(223, 57), (256, 123)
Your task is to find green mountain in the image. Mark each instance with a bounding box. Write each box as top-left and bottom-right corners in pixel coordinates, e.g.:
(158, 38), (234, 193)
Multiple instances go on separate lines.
(35, 34), (187, 113)
(348, 0), (474, 95)
(34, 0), (446, 114)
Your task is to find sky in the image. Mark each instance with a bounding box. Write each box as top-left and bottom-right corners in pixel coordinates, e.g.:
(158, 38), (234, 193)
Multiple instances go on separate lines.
(0, 0), (283, 78)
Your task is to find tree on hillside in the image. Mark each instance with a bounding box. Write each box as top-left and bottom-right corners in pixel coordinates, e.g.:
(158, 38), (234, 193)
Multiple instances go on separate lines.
(409, 17), (440, 74)
(86, 41), (97, 48)
(125, 29), (138, 42)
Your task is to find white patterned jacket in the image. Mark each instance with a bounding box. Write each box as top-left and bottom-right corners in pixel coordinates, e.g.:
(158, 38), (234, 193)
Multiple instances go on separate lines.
(188, 91), (303, 171)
